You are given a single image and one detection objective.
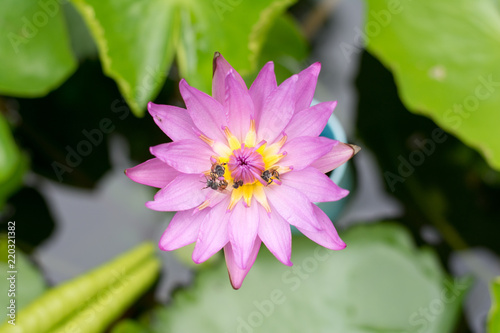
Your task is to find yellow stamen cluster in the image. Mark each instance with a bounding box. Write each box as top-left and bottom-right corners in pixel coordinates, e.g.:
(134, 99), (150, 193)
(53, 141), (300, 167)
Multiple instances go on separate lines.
(198, 120), (290, 212)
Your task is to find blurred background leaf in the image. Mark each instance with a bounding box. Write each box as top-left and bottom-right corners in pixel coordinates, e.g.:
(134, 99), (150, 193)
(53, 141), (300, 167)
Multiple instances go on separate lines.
(178, 0), (298, 92)
(256, 14), (309, 84)
(0, 113), (28, 210)
(70, 0), (298, 117)
(69, 0), (179, 117)
(356, 50), (500, 255)
(0, 0), (77, 96)
(365, 0), (500, 170)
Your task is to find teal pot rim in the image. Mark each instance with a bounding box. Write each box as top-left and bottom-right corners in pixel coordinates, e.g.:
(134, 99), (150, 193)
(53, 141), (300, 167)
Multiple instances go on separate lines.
(324, 113), (348, 186)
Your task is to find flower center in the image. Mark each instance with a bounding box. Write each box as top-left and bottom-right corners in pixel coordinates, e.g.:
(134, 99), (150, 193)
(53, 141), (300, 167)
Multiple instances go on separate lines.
(198, 124), (291, 212)
(228, 145), (265, 185)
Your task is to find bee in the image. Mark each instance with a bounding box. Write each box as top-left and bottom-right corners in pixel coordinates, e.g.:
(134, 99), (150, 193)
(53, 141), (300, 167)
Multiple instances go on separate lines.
(232, 179), (244, 189)
(203, 175), (228, 191)
(261, 167), (280, 185)
(211, 161), (226, 178)
(203, 158), (229, 191)
(203, 176), (219, 190)
(217, 178), (228, 191)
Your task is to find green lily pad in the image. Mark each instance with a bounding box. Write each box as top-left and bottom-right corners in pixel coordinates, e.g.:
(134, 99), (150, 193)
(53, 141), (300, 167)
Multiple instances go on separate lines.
(0, 238), (48, 325)
(70, 0), (296, 116)
(364, 0), (500, 170)
(0, 0), (77, 96)
(150, 223), (469, 333)
(177, 0), (298, 93)
(489, 277), (500, 333)
(256, 13), (309, 84)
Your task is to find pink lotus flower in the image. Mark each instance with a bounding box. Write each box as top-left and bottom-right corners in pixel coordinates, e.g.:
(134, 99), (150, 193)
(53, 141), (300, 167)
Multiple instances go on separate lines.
(126, 53), (359, 289)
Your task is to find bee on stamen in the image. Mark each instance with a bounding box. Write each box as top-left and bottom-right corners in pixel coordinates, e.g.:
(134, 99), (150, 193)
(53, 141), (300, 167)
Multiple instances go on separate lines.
(218, 178), (228, 191)
(203, 158), (229, 191)
(203, 174), (228, 192)
(210, 161), (227, 178)
(203, 176), (219, 190)
(261, 167), (280, 185)
(232, 179), (244, 189)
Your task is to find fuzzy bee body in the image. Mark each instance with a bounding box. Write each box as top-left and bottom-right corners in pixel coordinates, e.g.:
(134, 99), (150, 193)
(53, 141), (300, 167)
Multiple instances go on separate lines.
(261, 167), (280, 185)
(203, 161), (229, 191)
(204, 177), (219, 190)
(232, 179), (244, 189)
(203, 174), (228, 191)
(211, 162), (226, 178)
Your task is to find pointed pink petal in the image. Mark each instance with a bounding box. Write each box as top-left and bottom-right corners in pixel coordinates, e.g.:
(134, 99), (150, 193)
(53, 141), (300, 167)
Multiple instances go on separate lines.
(180, 79), (227, 143)
(280, 167), (349, 202)
(249, 61), (277, 120)
(294, 62), (321, 112)
(256, 74), (297, 143)
(257, 203), (292, 266)
(145, 173), (207, 211)
(159, 208), (208, 251)
(265, 185), (320, 232)
(204, 189), (227, 208)
(212, 53), (246, 105)
(279, 136), (335, 171)
(192, 198), (231, 264)
(284, 101), (337, 139)
(225, 70), (254, 142)
(150, 140), (212, 174)
(125, 158), (179, 188)
(296, 205), (346, 250)
(224, 238), (261, 289)
(228, 202), (259, 269)
(148, 102), (199, 141)
(309, 141), (358, 173)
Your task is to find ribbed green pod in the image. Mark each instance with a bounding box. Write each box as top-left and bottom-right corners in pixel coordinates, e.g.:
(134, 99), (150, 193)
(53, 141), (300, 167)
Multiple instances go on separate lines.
(488, 277), (500, 333)
(0, 242), (158, 333)
(51, 258), (160, 333)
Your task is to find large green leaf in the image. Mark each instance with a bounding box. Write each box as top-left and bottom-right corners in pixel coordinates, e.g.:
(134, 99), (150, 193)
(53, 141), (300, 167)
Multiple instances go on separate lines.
(70, 0), (296, 116)
(177, 0), (298, 92)
(69, 0), (179, 117)
(150, 223), (469, 333)
(0, 0), (77, 96)
(0, 114), (21, 184)
(489, 277), (500, 333)
(364, 0), (500, 170)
